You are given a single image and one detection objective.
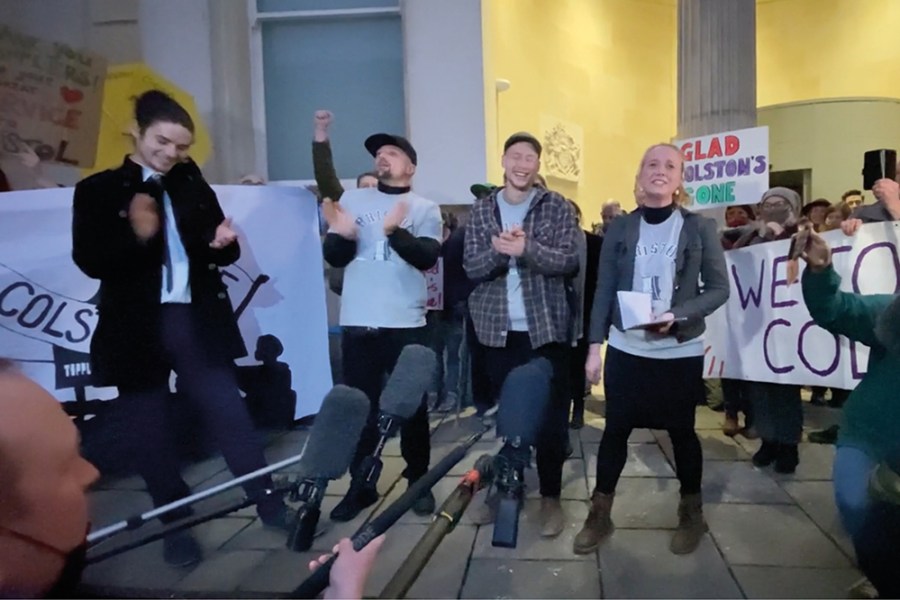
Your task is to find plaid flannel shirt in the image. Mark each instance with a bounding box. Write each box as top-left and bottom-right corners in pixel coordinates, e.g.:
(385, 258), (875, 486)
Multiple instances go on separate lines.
(463, 187), (579, 348)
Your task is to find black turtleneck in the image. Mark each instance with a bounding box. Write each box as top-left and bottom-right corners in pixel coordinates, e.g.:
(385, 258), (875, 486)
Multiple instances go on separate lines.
(378, 181), (411, 195)
(642, 203), (676, 225)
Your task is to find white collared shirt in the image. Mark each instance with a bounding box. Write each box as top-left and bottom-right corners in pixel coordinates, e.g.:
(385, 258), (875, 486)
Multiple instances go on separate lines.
(142, 166), (192, 303)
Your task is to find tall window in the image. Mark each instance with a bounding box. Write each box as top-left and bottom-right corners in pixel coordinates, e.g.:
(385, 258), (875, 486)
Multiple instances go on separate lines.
(254, 0), (405, 182)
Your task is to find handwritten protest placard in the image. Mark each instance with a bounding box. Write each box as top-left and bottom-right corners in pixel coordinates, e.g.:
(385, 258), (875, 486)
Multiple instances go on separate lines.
(676, 126), (769, 210)
(704, 223), (900, 389)
(0, 25), (106, 167)
(425, 257), (444, 311)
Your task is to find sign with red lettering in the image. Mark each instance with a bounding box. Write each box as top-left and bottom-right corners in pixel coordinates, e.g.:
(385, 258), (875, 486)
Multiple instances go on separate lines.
(675, 126), (769, 210)
(0, 25), (106, 167)
(704, 223), (900, 388)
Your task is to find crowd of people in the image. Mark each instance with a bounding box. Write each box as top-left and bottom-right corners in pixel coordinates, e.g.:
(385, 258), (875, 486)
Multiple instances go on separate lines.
(1, 90), (898, 598)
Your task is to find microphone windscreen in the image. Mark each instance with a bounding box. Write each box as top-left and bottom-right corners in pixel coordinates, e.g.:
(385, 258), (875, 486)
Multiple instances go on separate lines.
(497, 358), (553, 447)
(379, 344), (437, 419)
(297, 385), (370, 480)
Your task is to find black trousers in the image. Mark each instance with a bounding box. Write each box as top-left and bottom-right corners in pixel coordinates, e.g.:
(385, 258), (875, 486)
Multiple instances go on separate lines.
(465, 309), (494, 415)
(721, 378), (754, 427)
(342, 326), (431, 482)
(119, 305), (277, 523)
(595, 346), (704, 497)
(483, 331), (570, 497)
(569, 337), (590, 419)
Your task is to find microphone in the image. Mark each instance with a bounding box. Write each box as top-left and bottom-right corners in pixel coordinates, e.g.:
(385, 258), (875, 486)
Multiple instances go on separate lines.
(492, 358), (553, 548)
(86, 384), (369, 563)
(357, 344), (437, 486)
(378, 454), (494, 598)
(294, 420), (492, 598)
(286, 385), (370, 551)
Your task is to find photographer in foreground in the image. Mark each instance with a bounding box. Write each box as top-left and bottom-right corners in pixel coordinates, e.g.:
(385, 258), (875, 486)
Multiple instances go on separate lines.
(799, 229), (900, 598)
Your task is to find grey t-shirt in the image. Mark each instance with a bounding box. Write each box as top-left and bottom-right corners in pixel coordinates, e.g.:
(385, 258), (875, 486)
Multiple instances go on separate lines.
(337, 187), (442, 328)
(496, 189), (535, 332)
(608, 210), (704, 358)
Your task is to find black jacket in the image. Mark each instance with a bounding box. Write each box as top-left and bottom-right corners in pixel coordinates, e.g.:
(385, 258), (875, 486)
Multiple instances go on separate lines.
(72, 156), (246, 388)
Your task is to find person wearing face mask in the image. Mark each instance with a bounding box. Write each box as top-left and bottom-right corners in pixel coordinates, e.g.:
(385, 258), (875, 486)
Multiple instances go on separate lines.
(321, 132), (442, 522)
(71, 90), (293, 567)
(730, 187), (801, 249)
(576, 143), (729, 556)
(731, 188), (806, 473)
(720, 205), (756, 251)
(0, 359), (100, 598)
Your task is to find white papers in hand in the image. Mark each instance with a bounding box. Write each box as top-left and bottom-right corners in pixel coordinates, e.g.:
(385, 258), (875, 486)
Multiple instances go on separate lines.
(617, 291), (653, 330)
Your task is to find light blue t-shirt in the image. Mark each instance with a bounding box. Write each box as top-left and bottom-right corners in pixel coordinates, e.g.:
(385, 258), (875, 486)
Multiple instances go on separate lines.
(142, 166), (191, 304)
(496, 189), (535, 332)
(337, 187), (442, 328)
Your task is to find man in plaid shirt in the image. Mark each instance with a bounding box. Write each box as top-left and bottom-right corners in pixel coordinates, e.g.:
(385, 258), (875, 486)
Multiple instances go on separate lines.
(464, 131), (580, 537)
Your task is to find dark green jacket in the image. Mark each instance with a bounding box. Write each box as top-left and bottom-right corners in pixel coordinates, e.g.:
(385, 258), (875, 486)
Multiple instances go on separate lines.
(802, 265), (900, 463)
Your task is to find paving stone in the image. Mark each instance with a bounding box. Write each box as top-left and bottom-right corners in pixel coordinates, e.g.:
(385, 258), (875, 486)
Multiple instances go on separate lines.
(781, 480), (854, 557)
(225, 493), (378, 552)
(576, 422), (654, 444)
(732, 566), (862, 599)
(567, 428), (584, 458)
(461, 559), (601, 599)
(89, 489), (153, 525)
(610, 477), (681, 529)
(770, 443), (835, 482)
(656, 430), (751, 463)
(319, 455), (407, 497)
(181, 456), (229, 487)
(694, 406), (725, 430)
(706, 503), (853, 568)
(585, 443), (675, 484)
(703, 461), (794, 504)
(385, 475), (468, 525)
(238, 549), (321, 593)
(598, 529), (742, 598)
(577, 420), (605, 443)
(525, 456), (589, 500)
(80, 537), (190, 592)
(471, 499), (590, 560)
(363, 523), (477, 598)
(93, 473), (146, 491)
(175, 550), (269, 591)
(441, 439), (504, 476)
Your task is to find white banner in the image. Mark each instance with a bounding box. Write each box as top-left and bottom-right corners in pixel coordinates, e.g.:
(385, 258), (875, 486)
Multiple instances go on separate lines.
(677, 126), (769, 210)
(0, 185), (332, 418)
(704, 222), (900, 389)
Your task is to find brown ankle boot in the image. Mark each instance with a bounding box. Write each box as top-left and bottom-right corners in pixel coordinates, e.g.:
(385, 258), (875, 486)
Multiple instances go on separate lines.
(573, 490), (614, 554)
(670, 493), (708, 555)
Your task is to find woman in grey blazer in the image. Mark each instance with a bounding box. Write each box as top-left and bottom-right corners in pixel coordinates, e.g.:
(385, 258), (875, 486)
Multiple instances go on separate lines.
(573, 144), (729, 557)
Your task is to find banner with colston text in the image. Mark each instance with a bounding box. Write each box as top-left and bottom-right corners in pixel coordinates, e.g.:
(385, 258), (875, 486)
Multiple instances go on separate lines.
(0, 185), (332, 418)
(677, 126), (769, 210)
(704, 222), (900, 389)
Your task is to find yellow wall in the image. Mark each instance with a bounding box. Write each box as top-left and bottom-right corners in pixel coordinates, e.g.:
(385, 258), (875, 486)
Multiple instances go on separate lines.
(757, 0), (900, 106)
(481, 0), (677, 222)
(759, 98), (900, 202)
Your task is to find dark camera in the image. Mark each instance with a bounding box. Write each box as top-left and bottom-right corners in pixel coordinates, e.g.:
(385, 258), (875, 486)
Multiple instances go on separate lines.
(862, 149), (897, 190)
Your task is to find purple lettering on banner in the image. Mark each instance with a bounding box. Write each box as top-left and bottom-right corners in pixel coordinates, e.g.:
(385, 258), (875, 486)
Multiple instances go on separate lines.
(850, 340), (867, 380)
(732, 260), (765, 309)
(764, 318), (794, 374)
(771, 255), (798, 309)
(797, 320), (840, 376)
(851, 241), (900, 294)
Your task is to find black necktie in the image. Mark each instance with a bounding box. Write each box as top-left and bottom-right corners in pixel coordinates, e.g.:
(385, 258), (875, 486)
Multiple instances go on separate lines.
(148, 174), (174, 293)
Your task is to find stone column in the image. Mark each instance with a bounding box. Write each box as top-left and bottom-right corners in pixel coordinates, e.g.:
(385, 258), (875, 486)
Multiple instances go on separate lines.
(677, 0), (757, 138)
(208, 0), (255, 183)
